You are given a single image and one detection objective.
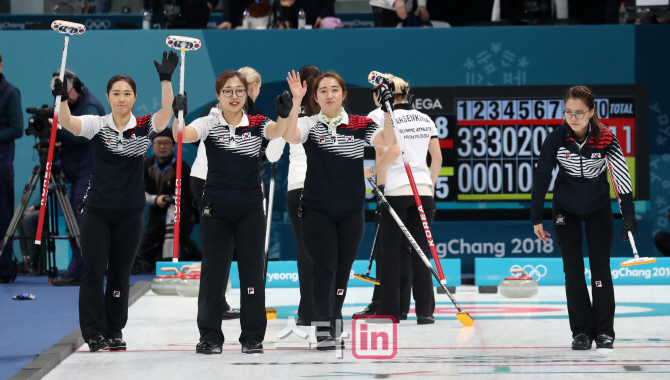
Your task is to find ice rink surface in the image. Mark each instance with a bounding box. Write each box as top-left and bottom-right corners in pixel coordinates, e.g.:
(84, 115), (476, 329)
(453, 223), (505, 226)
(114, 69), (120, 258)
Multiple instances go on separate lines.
(43, 285), (670, 379)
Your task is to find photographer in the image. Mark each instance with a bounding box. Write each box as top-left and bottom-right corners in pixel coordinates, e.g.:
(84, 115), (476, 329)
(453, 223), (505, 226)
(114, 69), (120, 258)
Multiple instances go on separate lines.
(0, 52), (23, 284)
(134, 128), (198, 273)
(49, 69), (105, 286)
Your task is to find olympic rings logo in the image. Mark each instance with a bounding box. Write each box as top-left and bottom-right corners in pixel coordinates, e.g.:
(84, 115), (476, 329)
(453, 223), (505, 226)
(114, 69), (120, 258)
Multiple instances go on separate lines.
(85, 19), (111, 30)
(510, 264), (547, 281)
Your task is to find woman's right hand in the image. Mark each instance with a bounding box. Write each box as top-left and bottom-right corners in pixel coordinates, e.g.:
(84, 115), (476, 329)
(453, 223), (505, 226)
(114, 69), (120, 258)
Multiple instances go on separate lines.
(286, 70), (307, 100)
(534, 223), (551, 242)
(52, 78), (69, 102)
(154, 50), (179, 82)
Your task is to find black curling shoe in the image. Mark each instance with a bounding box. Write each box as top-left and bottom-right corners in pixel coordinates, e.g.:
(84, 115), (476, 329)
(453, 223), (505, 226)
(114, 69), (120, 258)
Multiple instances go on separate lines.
(242, 338), (264, 354)
(596, 334), (614, 350)
(108, 338), (126, 351)
(196, 339), (222, 354)
(571, 334), (593, 350)
(87, 335), (109, 352)
(316, 335), (336, 351)
(417, 315), (435, 325)
(352, 304), (376, 318)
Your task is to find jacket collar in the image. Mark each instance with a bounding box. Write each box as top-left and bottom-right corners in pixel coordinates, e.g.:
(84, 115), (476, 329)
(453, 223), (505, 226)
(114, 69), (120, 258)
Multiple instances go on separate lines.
(393, 103), (413, 110)
(210, 107), (249, 128)
(316, 108), (349, 126)
(106, 113), (136, 132)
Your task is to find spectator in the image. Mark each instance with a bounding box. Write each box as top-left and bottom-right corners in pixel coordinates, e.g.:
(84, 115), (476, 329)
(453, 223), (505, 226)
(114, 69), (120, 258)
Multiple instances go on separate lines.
(218, 0), (333, 29)
(50, 69), (106, 286)
(371, 0), (430, 27)
(134, 128), (199, 273)
(655, 211), (670, 257)
(0, 52), (23, 284)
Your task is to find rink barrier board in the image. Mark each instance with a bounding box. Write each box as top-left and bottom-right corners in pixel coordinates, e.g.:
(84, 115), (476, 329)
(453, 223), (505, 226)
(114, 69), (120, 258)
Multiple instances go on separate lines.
(475, 257), (670, 286)
(156, 259), (461, 288)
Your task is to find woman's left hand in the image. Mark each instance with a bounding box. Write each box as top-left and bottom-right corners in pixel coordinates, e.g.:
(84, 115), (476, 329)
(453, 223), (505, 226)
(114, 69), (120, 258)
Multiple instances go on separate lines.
(286, 70), (307, 100)
(154, 50), (179, 82)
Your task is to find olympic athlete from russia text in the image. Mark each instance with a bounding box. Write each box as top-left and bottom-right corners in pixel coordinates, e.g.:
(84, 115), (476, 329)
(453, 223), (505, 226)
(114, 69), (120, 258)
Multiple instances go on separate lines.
(282, 70), (397, 350)
(531, 85), (636, 351)
(173, 70), (293, 355)
(52, 51), (180, 352)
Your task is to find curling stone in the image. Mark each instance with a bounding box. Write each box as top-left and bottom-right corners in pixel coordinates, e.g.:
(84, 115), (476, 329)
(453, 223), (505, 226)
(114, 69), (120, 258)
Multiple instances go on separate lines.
(151, 267), (180, 295)
(176, 269), (201, 297)
(499, 268), (538, 298)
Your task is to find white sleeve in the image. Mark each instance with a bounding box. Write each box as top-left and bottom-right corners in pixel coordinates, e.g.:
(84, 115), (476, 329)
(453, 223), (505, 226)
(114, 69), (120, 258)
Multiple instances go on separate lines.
(190, 116), (211, 142)
(418, 0), (427, 7)
(430, 119), (438, 137)
(297, 117), (311, 144)
(366, 109), (383, 127)
(265, 137), (286, 163)
(77, 115), (103, 139)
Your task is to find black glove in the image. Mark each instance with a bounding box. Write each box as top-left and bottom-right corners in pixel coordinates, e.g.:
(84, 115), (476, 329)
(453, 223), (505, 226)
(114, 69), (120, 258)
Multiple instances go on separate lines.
(376, 83), (395, 113)
(275, 90), (293, 118)
(622, 213), (637, 241)
(52, 78), (69, 102)
(154, 50), (179, 82)
(172, 93), (187, 119)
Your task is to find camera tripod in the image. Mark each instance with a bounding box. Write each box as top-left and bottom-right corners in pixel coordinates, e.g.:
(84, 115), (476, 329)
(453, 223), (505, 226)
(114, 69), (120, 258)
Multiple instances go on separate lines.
(0, 163), (81, 280)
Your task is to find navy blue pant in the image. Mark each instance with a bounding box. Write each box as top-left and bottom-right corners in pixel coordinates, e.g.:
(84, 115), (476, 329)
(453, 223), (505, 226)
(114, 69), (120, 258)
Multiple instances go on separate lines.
(287, 188), (313, 322)
(79, 206), (144, 340)
(198, 201), (267, 345)
(553, 204), (615, 339)
(301, 207), (365, 336)
(64, 175), (88, 279)
(0, 161), (15, 277)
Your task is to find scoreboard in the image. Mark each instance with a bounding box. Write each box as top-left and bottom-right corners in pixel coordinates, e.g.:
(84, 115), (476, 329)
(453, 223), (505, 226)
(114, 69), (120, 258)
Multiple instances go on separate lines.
(349, 84), (649, 206)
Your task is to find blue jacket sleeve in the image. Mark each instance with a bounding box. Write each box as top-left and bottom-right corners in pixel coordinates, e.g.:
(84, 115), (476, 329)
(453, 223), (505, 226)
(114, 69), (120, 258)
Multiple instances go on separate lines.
(530, 131), (558, 224)
(0, 89), (23, 144)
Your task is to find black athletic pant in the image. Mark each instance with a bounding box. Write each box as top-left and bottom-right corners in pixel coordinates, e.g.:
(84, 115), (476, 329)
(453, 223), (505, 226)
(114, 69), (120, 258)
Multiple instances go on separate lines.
(377, 195), (435, 321)
(288, 188), (313, 322)
(191, 177), (231, 311)
(302, 207), (364, 336)
(198, 201), (267, 345)
(553, 204), (615, 339)
(79, 206), (144, 340)
(368, 185), (412, 314)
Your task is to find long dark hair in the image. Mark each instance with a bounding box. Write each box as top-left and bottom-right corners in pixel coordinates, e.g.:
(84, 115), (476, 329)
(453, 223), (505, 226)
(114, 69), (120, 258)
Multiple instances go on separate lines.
(299, 65), (321, 116)
(310, 71), (347, 115)
(564, 85), (604, 145)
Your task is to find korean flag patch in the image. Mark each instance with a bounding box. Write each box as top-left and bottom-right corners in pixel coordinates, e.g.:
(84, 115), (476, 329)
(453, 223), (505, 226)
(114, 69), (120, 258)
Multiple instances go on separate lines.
(591, 153), (601, 159)
(345, 136), (354, 142)
(242, 132), (251, 140)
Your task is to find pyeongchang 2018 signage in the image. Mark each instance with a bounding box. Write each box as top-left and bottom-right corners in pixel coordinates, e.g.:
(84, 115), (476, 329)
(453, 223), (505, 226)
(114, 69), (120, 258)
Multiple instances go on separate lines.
(475, 258), (670, 286)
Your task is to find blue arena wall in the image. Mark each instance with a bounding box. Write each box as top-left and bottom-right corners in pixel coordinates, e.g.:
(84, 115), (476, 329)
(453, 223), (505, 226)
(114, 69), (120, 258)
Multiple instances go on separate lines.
(2, 25), (668, 272)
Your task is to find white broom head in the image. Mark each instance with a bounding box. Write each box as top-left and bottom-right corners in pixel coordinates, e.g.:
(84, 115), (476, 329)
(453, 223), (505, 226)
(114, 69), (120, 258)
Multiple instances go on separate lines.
(621, 257), (657, 267)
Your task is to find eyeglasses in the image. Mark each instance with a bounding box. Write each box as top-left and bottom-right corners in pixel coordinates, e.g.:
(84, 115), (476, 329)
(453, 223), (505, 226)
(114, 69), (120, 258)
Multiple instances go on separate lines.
(153, 141), (173, 147)
(221, 89), (247, 98)
(563, 110), (589, 120)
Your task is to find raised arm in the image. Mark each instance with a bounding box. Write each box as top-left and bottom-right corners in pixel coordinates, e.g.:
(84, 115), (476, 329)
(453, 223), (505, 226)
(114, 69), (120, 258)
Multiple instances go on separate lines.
(371, 85), (397, 148)
(153, 51), (179, 131)
(52, 78), (82, 135)
(265, 91), (294, 140)
(170, 93), (199, 143)
(281, 70), (307, 144)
